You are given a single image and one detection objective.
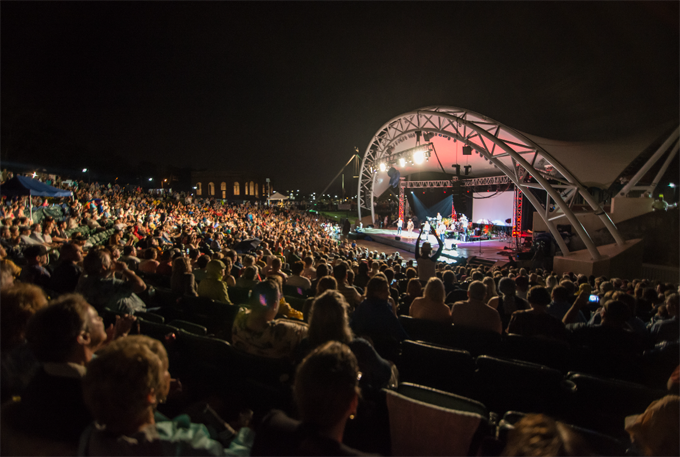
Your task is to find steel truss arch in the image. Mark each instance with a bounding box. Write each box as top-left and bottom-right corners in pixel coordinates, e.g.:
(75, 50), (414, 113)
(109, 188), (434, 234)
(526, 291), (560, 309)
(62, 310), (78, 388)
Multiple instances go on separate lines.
(358, 106), (626, 260)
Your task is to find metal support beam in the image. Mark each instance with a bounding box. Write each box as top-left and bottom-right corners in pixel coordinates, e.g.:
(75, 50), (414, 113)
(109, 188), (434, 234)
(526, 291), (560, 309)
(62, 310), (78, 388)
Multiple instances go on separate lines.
(644, 139), (679, 197)
(620, 126), (679, 197)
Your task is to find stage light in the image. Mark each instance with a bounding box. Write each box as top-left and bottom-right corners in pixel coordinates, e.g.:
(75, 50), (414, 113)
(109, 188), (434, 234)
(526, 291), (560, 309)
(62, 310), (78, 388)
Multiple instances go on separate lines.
(670, 183), (676, 188)
(462, 146), (472, 155)
(399, 157), (406, 167)
(414, 149), (425, 164)
(82, 168), (88, 172)
(379, 162), (387, 172)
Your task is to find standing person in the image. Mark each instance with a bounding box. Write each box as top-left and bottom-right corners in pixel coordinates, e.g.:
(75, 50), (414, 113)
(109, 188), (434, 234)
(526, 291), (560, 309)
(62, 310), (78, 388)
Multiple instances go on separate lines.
(422, 220), (431, 237)
(406, 218), (414, 235)
(415, 229), (443, 283)
(397, 218), (403, 235)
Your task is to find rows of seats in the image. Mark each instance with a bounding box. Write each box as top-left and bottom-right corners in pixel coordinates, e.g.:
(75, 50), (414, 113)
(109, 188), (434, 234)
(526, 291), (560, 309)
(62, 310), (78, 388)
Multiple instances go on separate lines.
(396, 339), (668, 442)
(397, 315), (671, 387)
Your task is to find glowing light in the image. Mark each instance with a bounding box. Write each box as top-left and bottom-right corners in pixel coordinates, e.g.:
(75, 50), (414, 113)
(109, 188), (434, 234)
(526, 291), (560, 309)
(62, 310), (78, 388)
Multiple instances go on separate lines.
(379, 162), (387, 172)
(670, 183), (676, 188)
(32, 172), (37, 178)
(413, 149), (425, 164)
(149, 178), (153, 181)
(399, 158), (406, 167)
(82, 168), (88, 172)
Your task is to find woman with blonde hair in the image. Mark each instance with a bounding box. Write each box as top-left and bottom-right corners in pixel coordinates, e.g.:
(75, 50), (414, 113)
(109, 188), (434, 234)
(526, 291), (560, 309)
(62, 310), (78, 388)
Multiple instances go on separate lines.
(409, 277), (451, 323)
(482, 276), (498, 304)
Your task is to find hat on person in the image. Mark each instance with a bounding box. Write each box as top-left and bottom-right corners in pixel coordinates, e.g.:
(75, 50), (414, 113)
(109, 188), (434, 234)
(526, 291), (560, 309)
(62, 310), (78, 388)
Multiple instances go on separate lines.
(24, 245), (47, 258)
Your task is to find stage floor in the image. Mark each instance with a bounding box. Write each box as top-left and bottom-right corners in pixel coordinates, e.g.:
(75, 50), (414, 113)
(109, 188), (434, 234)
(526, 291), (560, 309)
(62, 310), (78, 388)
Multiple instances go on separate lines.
(359, 228), (516, 263)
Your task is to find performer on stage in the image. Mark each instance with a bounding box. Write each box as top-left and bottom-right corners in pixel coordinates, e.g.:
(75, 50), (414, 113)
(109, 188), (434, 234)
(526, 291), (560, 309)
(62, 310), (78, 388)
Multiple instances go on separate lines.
(422, 220), (431, 237)
(406, 218), (414, 234)
(397, 218), (403, 235)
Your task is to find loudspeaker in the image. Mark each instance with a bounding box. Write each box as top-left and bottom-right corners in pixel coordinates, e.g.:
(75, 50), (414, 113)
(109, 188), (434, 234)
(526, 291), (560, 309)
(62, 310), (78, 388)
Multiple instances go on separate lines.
(395, 236), (401, 241)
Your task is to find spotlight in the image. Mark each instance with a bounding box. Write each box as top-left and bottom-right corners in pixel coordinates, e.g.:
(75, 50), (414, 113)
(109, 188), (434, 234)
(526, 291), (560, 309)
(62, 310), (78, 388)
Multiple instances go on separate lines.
(379, 162), (387, 172)
(414, 149), (425, 164)
(399, 157), (406, 167)
(462, 146), (472, 155)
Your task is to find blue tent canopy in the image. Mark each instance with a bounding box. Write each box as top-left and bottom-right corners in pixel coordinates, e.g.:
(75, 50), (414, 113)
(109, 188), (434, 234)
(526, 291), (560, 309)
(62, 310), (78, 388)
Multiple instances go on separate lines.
(0, 176), (73, 198)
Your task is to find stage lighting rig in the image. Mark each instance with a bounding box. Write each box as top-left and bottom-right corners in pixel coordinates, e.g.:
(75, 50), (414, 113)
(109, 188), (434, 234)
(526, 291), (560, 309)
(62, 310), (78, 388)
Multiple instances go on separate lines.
(462, 145), (472, 155)
(374, 143), (433, 173)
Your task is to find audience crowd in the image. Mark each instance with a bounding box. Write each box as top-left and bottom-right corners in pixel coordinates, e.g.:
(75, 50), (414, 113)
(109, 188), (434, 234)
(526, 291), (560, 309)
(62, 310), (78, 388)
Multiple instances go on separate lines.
(1, 176), (678, 456)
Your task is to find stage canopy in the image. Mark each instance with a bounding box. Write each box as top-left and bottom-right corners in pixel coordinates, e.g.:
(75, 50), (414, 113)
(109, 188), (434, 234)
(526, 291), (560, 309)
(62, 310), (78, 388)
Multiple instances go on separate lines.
(358, 106), (677, 261)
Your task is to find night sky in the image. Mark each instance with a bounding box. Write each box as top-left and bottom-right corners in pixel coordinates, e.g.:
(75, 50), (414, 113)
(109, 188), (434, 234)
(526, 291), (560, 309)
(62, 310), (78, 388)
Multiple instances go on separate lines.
(2, 2), (678, 193)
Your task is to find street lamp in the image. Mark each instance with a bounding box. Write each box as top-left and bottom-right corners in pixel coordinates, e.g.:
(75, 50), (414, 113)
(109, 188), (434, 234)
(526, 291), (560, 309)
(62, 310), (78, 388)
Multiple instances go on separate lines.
(82, 168), (90, 183)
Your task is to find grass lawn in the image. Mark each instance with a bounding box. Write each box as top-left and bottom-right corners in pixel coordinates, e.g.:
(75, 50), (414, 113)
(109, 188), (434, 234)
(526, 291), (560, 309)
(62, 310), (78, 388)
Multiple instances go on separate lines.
(318, 211), (360, 225)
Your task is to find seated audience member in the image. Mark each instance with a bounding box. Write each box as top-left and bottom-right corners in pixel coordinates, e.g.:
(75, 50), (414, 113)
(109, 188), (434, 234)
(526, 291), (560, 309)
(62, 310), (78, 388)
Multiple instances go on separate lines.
(13, 295), (110, 444)
(252, 342), (366, 456)
(442, 270), (458, 296)
(18, 244), (51, 289)
(333, 262), (363, 312)
(625, 395), (679, 457)
(487, 277), (530, 329)
(351, 275), (409, 361)
(155, 249), (174, 276)
(77, 247), (147, 314)
(303, 276), (337, 322)
(547, 285), (586, 323)
(265, 257), (287, 284)
(409, 277), (451, 323)
(231, 279), (307, 359)
(49, 242), (84, 294)
(138, 248), (160, 274)
(309, 262), (328, 291)
(301, 256), (316, 280)
(0, 258), (22, 288)
(482, 276), (497, 303)
(80, 335), (253, 456)
(119, 245), (141, 271)
(507, 286), (569, 342)
(298, 291), (394, 390)
(398, 278), (422, 316)
(450, 281), (502, 335)
(236, 266), (260, 289)
(1, 284), (48, 402)
(197, 259), (233, 304)
(565, 298), (654, 355)
(222, 258), (238, 288)
(503, 414), (591, 456)
(193, 253), (211, 283)
(649, 293), (678, 343)
(170, 256), (198, 296)
(287, 260), (312, 291)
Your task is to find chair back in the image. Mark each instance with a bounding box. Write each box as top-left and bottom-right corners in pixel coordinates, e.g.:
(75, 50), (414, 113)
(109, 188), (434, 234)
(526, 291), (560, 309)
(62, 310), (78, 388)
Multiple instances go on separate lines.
(398, 340), (476, 398)
(398, 315), (451, 345)
(385, 383), (489, 456)
(168, 319), (208, 336)
(134, 311), (165, 324)
(475, 355), (565, 415)
(228, 287), (252, 305)
(502, 334), (570, 372)
(441, 325), (502, 357)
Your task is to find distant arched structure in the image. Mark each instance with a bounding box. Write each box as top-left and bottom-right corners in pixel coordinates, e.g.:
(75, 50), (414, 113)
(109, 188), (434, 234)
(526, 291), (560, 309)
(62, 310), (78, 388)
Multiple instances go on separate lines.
(358, 106), (638, 260)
